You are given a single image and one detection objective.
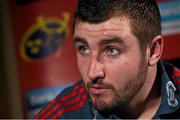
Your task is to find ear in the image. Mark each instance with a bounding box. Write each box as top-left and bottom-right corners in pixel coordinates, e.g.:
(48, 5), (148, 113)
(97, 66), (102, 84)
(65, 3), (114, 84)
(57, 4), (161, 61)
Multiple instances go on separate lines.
(148, 35), (164, 66)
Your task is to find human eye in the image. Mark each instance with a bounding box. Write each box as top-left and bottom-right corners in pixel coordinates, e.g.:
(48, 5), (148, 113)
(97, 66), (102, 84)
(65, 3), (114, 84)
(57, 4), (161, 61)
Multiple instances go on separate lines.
(78, 45), (90, 55)
(106, 47), (120, 56)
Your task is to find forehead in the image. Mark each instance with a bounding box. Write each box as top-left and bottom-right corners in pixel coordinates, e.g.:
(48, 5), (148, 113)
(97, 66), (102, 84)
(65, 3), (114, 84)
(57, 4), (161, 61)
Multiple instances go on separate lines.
(73, 17), (139, 48)
(74, 17), (134, 39)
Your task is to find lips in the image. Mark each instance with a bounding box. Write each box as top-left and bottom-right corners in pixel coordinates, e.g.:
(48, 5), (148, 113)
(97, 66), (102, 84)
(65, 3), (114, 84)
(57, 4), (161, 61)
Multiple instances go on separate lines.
(88, 85), (108, 94)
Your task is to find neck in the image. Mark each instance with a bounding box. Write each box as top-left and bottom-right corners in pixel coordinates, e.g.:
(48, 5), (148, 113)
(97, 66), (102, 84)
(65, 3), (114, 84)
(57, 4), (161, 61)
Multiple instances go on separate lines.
(118, 65), (162, 119)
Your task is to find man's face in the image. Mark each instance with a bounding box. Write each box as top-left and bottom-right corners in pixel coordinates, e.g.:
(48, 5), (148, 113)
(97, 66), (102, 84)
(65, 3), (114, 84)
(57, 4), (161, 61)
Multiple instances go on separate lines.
(73, 17), (148, 113)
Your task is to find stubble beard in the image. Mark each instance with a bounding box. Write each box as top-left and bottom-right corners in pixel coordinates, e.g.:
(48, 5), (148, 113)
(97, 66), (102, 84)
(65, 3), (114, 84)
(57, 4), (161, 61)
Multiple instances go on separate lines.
(87, 57), (148, 114)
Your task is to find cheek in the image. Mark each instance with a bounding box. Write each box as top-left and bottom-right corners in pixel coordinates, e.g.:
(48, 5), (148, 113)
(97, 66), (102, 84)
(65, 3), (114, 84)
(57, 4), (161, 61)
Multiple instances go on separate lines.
(104, 58), (140, 88)
(77, 56), (89, 79)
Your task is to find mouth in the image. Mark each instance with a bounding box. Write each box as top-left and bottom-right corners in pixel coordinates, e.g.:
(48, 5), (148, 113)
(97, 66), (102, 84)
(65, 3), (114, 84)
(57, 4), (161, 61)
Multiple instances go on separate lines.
(88, 85), (109, 95)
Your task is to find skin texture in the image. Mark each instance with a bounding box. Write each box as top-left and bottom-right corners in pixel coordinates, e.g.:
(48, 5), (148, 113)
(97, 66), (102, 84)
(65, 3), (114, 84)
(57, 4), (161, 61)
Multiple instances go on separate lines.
(73, 16), (163, 118)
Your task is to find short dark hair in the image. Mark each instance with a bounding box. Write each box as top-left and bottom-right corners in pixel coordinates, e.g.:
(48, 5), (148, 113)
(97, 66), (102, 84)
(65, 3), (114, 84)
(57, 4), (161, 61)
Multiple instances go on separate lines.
(74, 0), (161, 52)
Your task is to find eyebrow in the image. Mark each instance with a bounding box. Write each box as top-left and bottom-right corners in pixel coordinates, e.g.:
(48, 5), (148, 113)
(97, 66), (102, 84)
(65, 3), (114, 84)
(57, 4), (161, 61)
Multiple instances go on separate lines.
(99, 37), (125, 47)
(73, 37), (88, 46)
(73, 36), (126, 48)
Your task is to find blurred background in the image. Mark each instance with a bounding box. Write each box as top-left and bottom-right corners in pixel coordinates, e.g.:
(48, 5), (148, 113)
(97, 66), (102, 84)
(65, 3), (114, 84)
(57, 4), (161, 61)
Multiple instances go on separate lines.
(0, 0), (179, 118)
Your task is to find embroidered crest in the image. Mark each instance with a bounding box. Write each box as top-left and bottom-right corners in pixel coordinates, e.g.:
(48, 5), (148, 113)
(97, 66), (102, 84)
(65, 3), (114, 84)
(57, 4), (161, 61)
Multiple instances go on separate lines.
(166, 81), (178, 107)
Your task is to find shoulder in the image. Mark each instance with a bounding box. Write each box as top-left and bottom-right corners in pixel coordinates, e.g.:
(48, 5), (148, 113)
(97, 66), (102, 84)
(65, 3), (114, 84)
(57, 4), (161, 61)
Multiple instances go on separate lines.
(155, 61), (180, 118)
(163, 62), (180, 86)
(34, 80), (92, 119)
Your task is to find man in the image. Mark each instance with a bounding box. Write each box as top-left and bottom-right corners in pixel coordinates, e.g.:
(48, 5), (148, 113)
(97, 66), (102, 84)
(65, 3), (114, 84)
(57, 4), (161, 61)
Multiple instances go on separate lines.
(35, 0), (180, 119)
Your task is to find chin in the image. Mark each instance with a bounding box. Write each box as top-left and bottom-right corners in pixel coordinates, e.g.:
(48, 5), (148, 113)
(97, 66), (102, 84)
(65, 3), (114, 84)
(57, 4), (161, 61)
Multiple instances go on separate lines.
(91, 95), (114, 110)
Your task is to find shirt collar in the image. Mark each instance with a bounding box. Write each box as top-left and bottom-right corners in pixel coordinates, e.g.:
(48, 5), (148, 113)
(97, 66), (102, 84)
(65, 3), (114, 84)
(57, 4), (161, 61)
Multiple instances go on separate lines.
(153, 61), (179, 118)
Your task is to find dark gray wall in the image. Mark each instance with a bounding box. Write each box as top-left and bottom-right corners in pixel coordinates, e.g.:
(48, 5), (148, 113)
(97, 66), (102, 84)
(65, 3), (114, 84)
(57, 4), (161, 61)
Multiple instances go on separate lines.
(0, 0), (23, 118)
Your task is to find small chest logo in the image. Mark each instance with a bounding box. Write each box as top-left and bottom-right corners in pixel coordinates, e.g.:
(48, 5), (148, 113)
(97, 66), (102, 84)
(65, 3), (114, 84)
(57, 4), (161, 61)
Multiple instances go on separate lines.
(166, 81), (178, 107)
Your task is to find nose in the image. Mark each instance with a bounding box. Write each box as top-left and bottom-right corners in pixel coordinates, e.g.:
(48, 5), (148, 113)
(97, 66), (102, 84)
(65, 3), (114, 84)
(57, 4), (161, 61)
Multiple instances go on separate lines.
(87, 57), (105, 81)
